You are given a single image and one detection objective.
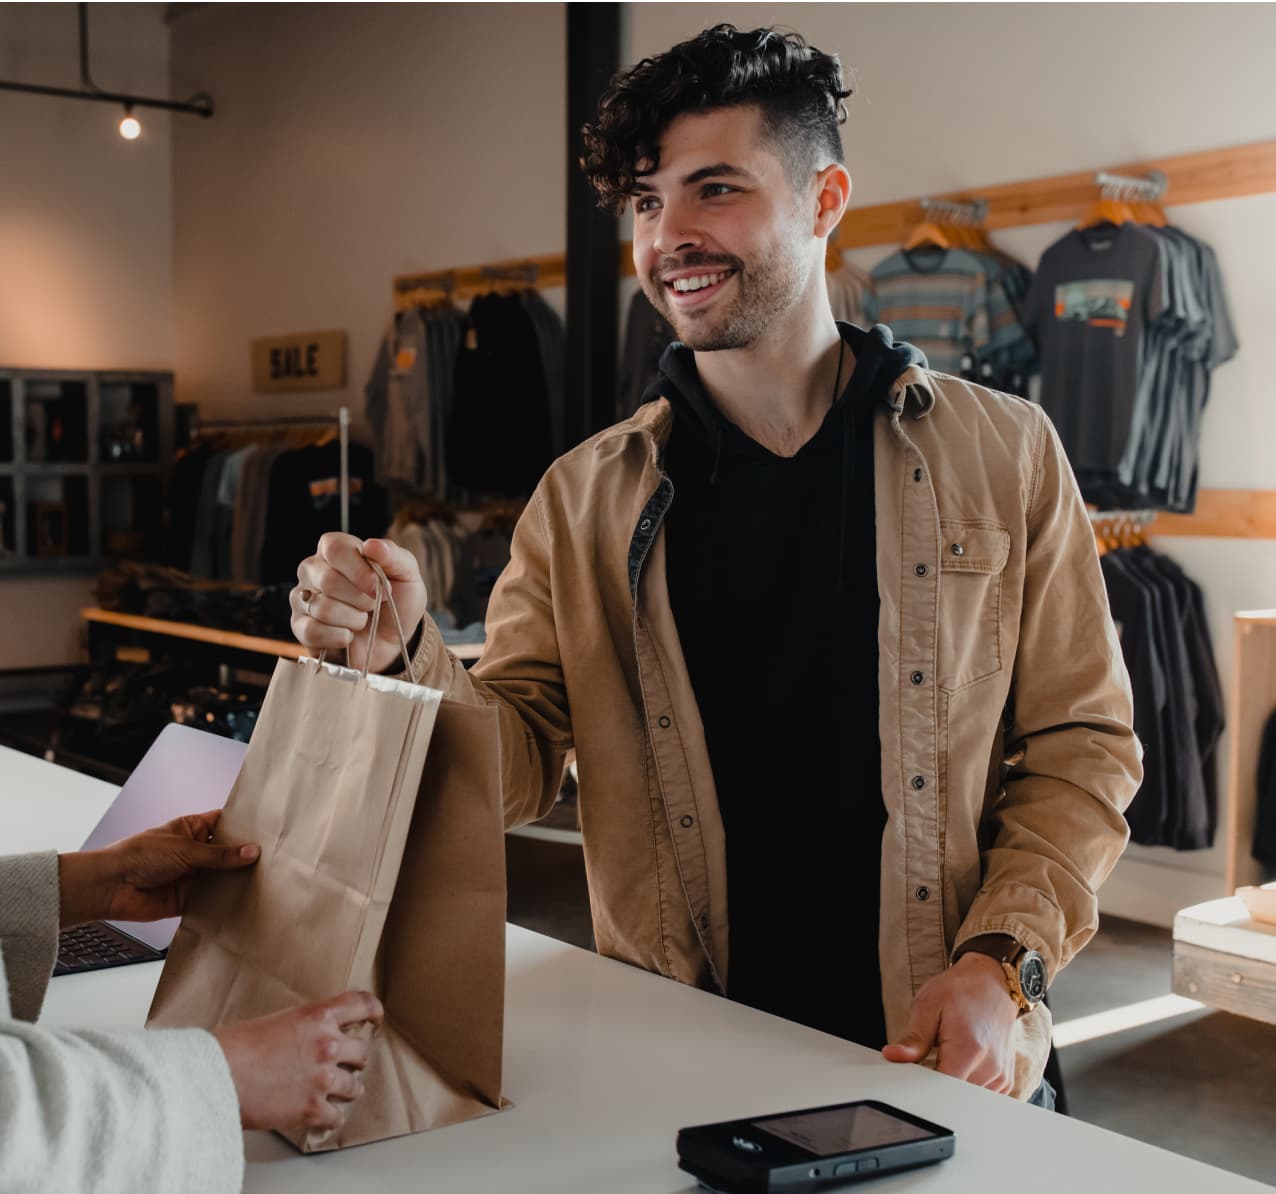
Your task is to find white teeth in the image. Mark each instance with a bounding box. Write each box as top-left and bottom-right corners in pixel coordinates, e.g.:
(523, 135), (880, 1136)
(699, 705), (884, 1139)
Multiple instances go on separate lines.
(671, 271), (730, 293)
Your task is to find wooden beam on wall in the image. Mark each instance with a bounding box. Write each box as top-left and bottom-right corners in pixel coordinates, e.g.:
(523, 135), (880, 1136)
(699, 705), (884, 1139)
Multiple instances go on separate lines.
(1152, 490), (1276, 540)
(833, 138), (1276, 251)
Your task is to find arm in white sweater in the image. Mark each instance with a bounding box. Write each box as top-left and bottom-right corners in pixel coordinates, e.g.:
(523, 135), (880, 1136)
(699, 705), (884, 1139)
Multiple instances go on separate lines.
(0, 852), (244, 1194)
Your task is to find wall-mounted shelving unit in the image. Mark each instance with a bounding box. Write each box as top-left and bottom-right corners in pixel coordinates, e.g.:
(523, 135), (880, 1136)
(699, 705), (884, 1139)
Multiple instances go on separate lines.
(0, 366), (174, 575)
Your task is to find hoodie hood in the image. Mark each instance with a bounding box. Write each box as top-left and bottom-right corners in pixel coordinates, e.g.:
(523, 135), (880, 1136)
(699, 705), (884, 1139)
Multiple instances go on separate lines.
(650, 322), (926, 454)
(651, 322), (927, 592)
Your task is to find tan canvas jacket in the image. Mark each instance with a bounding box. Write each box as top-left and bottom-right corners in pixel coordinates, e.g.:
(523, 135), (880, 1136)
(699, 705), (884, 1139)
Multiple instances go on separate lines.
(403, 366), (1142, 1099)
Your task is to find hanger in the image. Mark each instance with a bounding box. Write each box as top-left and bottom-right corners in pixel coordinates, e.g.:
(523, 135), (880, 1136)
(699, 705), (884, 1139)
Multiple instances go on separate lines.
(1081, 194), (1134, 229)
(1083, 170), (1168, 230)
(1135, 200), (1169, 227)
(903, 220), (951, 251)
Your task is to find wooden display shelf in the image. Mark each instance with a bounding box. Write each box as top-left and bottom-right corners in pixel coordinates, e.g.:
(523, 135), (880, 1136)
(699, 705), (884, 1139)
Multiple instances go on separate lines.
(1173, 940), (1276, 1027)
(81, 607), (484, 663)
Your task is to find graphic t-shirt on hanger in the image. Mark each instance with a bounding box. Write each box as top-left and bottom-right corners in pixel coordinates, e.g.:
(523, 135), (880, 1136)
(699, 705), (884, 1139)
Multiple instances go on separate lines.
(1023, 224), (1168, 485)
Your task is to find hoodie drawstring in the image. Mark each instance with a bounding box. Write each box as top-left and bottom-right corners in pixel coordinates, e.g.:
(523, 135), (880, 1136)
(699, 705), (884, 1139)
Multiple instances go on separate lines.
(837, 403), (854, 595)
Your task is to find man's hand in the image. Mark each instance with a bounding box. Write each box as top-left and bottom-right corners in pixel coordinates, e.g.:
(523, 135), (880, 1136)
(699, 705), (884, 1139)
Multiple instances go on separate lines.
(58, 810), (259, 928)
(291, 534), (427, 674)
(881, 953), (1020, 1093)
(215, 990), (385, 1132)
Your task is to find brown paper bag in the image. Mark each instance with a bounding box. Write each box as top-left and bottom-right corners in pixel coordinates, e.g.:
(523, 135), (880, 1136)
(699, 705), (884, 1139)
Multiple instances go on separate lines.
(148, 572), (507, 1151)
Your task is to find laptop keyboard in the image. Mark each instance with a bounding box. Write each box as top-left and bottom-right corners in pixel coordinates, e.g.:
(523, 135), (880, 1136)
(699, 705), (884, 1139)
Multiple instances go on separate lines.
(55, 922), (160, 976)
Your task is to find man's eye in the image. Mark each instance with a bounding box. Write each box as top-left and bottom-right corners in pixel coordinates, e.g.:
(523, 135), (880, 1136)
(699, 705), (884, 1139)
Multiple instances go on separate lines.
(703, 184), (735, 198)
(634, 196), (659, 214)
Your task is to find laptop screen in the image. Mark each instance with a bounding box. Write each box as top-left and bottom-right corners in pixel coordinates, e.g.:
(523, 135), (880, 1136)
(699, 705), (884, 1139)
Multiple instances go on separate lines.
(80, 722), (247, 951)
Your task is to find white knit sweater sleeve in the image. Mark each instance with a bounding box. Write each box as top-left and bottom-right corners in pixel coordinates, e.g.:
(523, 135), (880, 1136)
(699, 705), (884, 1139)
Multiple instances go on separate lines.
(0, 852), (244, 1194)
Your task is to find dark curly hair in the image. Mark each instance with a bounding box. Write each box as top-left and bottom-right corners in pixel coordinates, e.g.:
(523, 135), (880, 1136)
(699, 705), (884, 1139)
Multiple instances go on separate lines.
(581, 25), (852, 215)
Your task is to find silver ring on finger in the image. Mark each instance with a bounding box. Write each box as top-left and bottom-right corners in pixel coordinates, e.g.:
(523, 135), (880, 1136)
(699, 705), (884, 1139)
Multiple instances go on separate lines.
(301, 588), (315, 618)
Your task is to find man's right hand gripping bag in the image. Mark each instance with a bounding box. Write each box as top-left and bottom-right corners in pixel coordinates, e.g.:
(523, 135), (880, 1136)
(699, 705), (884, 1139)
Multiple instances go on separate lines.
(148, 568), (507, 1151)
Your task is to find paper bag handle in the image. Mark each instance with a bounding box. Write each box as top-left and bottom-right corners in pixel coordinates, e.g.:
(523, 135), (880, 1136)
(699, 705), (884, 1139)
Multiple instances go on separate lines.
(318, 556), (419, 684)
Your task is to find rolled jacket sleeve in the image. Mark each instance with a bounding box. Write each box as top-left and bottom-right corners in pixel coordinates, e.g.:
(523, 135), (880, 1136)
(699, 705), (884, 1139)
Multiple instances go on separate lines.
(954, 410), (1143, 979)
(398, 487), (574, 829)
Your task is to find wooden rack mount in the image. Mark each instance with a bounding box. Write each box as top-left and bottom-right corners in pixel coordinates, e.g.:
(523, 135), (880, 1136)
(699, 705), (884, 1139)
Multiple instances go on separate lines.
(832, 138), (1276, 251)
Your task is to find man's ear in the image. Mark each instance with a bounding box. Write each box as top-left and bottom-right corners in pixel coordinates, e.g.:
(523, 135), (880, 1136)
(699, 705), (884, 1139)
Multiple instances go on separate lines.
(813, 162), (852, 239)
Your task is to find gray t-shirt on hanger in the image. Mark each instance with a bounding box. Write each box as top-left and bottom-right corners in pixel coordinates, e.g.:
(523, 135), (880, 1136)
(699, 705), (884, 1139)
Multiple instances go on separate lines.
(1023, 223), (1168, 496)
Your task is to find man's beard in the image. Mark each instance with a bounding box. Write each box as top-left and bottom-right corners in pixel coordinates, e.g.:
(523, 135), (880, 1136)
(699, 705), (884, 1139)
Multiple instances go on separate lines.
(641, 240), (807, 352)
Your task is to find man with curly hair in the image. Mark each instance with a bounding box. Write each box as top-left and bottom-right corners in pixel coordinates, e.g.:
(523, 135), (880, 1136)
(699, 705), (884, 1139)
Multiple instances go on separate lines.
(292, 25), (1140, 1105)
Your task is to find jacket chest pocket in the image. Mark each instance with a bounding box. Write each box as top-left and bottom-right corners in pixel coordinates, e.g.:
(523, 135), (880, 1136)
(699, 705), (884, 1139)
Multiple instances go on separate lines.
(937, 520), (1010, 692)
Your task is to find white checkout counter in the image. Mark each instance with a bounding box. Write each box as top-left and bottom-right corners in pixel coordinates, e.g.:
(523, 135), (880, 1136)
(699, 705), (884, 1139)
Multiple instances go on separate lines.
(4, 744), (1268, 1193)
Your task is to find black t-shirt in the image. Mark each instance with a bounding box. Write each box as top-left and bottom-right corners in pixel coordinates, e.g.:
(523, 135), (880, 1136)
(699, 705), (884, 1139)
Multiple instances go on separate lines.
(661, 333), (891, 1048)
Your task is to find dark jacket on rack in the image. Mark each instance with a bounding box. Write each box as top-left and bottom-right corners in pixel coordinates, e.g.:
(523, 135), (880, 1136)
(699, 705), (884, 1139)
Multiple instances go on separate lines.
(1255, 711), (1276, 869)
(257, 441), (386, 584)
(447, 293), (554, 497)
(1100, 544), (1221, 849)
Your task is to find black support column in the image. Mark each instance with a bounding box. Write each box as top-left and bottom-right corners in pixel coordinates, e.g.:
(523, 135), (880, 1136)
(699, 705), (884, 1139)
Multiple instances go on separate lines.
(565, 3), (621, 447)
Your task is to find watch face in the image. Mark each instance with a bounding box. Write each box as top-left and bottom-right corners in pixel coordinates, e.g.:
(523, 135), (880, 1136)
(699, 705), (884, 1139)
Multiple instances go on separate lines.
(1019, 952), (1048, 1003)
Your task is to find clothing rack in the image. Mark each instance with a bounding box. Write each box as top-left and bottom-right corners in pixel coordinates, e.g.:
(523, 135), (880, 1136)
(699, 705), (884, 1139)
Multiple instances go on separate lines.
(918, 197), (989, 226)
(1094, 169), (1168, 202)
(191, 405), (352, 533)
(1090, 509), (1156, 550)
(394, 252), (571, 309)
(1089, 509), (1157, 528)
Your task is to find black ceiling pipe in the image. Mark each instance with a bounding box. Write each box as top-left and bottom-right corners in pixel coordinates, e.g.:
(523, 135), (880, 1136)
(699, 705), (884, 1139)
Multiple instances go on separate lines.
(0, 3), (213, 119)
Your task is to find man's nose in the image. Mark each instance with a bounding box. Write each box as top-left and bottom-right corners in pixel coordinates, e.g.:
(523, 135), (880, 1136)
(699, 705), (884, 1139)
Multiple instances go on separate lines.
(652, 202), (702, 258)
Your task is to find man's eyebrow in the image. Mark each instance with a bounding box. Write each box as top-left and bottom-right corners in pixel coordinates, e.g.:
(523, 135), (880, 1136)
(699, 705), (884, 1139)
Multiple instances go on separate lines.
(682, 163), (754, 186)
(629, 163), (755, 195)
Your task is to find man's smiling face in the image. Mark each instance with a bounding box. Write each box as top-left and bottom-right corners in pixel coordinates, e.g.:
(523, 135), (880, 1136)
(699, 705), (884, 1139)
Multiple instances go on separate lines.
(630, 104), (815, 352)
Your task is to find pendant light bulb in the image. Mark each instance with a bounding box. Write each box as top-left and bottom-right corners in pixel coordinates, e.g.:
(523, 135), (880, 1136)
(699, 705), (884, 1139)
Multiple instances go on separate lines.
(119, 105), (141, 141)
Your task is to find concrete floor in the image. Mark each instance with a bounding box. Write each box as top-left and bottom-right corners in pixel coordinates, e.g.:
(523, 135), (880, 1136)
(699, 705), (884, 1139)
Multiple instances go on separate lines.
(1049, 915), (1276, 1186)
(506, 836), (1276, 1187)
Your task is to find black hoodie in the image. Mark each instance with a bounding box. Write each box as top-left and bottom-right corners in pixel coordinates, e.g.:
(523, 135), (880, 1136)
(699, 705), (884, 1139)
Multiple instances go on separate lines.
(659, 323), (925, 1048)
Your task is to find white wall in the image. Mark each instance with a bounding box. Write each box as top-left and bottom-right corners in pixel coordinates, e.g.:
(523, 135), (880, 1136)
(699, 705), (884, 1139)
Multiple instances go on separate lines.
(169, 1), (567, 423)
(627, 3), (1276, 922)
(0, 2), (174, 667)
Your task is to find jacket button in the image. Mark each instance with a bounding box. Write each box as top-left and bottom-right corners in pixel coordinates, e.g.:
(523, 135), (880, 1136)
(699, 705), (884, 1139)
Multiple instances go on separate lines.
(911, 775), (926, 790)
(913, 468), (923, 482)
(700, 914), (709, 930)
(640, 518), (652, 531)
(680, 814), (695, 829)
(915, 886), (930, 902)
(658, 714), (671, 729)
(914, 563), (929, 578)
(911, 671), (925, 685)
(951, 543), (965, 557)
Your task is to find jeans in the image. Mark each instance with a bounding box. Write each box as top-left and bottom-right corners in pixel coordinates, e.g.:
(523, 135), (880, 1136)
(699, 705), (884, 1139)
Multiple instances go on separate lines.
(1028, 1078), (1057, 1111)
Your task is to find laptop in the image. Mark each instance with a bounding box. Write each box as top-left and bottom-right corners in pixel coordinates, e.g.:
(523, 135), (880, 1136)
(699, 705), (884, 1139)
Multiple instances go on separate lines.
(54, 723), (248, 976)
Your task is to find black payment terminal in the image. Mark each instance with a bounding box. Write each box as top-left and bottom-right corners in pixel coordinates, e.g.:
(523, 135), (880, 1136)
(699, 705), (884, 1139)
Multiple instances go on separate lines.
(676, 1099), (955, 1193)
